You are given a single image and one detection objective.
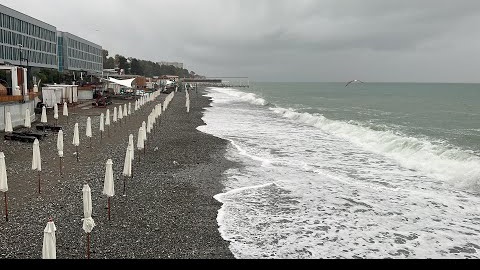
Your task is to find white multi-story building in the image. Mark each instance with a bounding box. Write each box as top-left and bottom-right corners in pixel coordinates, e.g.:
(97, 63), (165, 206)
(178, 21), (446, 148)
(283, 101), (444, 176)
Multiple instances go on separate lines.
(0, 4), (58, 69)
(57, 31), (103, 75)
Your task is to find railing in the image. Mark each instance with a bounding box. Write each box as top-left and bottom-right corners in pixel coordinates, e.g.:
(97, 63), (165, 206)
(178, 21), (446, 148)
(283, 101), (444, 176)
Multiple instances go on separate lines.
(0, 92), (39, 103)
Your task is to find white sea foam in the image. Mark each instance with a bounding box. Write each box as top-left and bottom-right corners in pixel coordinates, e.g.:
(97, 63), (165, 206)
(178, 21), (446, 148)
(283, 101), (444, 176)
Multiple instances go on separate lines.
(271, 107), (480, 190)
(209, 87), (268, 106)
(200, 87), (480, 259)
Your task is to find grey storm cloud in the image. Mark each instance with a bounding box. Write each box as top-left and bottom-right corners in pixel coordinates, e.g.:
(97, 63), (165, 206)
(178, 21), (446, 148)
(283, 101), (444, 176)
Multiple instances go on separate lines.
(3, 0), (480, 82)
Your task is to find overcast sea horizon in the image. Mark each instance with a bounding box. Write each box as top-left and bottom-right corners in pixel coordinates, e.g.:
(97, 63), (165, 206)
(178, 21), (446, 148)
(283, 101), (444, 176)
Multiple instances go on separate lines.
(198, 82), (480, 259)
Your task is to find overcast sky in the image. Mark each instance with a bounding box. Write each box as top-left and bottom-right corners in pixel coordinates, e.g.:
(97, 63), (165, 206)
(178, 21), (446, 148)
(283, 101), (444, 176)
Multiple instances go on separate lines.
(3, 0), (480, 82)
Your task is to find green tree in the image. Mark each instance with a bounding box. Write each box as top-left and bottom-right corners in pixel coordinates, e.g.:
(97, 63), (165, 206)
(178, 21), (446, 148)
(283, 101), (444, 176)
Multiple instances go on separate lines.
(115, 54), (130, 74)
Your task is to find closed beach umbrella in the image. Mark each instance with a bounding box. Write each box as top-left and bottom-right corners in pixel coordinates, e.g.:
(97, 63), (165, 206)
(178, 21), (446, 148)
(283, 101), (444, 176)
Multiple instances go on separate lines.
(24, 108), (31, 129)
(57, 130), (64, 175)
(86, 117), (92, 148)
(118, 106), (123, 124)
(0, 152), (8, 222)
(63, 102), (69, 124)
(41, 106), (48, 124)
(42, 219), (56, 259)
(105, 109), (111, 137)
(142, 121), (147, 142)
(54, 103), (59, 119)
(113, 107), (117, 123)
(82, 184), (95, 259)
(99, 113), (105, 140)
(73, 123), (80, 162)
(124, 103), (128, 117)
(128, 103), (132, 115)
(102, 159), (114, 221)
(63, 102), (68, 116)
(32, 139), (42, 193)
(137, 127), (144, 161)
(134, 100), (138, 111)
(147, 115), (153, 134)
(53, 103), (59, 126)
(129, 134), (135, 163)
(122, 144), (132, 196)
(142, 121), (147, 155)
(5, 112), (13, 133)
(57, 130), (64, 158)
(86, 117), (92, 137)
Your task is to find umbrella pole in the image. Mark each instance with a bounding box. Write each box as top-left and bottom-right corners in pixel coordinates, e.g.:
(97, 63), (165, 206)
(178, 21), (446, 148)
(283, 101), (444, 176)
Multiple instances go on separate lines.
(4, 192), (8, 222)
(100, 131), (103, 141)
(76, 146), (79, 162)
(123, 175), (126, 196)
(108, 126), (110, 138)
(38, 171), (41, 194)
(90, 137), (92, 149)
(108, 197), (111, 221)
(87, 233), (90, 259)
(59, 157), (62, 176)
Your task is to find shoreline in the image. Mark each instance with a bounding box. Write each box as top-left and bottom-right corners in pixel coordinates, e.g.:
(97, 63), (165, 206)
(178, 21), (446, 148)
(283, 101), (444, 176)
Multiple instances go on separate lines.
(0, 87), (235, 259)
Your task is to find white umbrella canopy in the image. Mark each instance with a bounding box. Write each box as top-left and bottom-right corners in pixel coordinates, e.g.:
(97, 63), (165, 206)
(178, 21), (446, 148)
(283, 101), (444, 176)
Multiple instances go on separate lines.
(53, 103), (59, 120)
(100, 113), (105, 132)
(32, 139), (42, 193)
(118, 106), (123, 120)
(86, 117), (92, 138)
(32, 139), (42, 172)
(103, 159), (114, 197)
(137, 127), (145, 151)
(0, 152), (7, 193)
(105, 109), (111, 126)
(42, 220), (56, 259)
(142, 121), (147, 142)
(134, 101), (138, 111)
(41, 106), (48, 124)
(5, 112), (13, 133)
(63, 102), (68, 117)
(82, 184), (96, 234)
(57, 130), (64, 158)
(128, 134), (134, 162)
(73, 123), (80, 147)
(113, 107), (118, 123)
(124, 104), (128, 117)
(24, 108), (31, 128)
(123, 144), (132, 178)
(147, 115), (153, 134)
(128, 103), (132, 115)
(122, 144), (132, 196)
(103, 159), (114, 221)
(0, 152), (8, 221)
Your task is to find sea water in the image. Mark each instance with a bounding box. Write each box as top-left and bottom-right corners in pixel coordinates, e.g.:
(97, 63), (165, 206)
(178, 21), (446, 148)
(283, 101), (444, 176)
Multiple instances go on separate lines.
(197, 82), (480, 259)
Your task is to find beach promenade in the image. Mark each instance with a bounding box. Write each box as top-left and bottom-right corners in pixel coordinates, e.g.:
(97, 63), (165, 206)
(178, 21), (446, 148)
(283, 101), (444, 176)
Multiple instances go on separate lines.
(0, 88), (235, 259)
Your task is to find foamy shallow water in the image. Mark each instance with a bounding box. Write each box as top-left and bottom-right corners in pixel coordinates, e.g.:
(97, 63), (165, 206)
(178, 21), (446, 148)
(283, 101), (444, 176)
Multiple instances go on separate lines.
(198, 87), (480, 259)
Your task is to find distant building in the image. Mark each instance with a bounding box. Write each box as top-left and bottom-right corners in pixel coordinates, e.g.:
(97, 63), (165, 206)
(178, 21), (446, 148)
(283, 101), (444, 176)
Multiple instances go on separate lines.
(57, 31), (102, 75)
(0, 4), (58, 69)
(158, 61), (184, 69)
(0, 4), (103, 75)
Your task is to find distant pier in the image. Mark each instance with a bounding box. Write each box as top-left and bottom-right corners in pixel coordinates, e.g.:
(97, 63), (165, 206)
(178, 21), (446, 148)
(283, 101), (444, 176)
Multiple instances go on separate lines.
(181, 77), (250, 88)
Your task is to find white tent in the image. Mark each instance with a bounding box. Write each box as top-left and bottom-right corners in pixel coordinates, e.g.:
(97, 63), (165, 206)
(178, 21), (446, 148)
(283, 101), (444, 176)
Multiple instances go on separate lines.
(107, 77), (135, 88)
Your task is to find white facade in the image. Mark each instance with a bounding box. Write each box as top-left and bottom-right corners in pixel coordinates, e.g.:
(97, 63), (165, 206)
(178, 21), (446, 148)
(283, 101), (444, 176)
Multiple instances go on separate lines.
(0, 4), (58, 69)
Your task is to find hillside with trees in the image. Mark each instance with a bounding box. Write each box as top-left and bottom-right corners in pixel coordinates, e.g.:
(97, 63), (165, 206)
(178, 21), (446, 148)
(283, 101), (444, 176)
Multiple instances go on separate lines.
(103, 50), (195, 78)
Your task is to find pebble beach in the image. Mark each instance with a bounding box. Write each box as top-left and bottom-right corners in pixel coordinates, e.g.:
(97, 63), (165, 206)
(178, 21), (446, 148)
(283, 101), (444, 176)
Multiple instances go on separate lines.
(0, 88), (235, 259)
